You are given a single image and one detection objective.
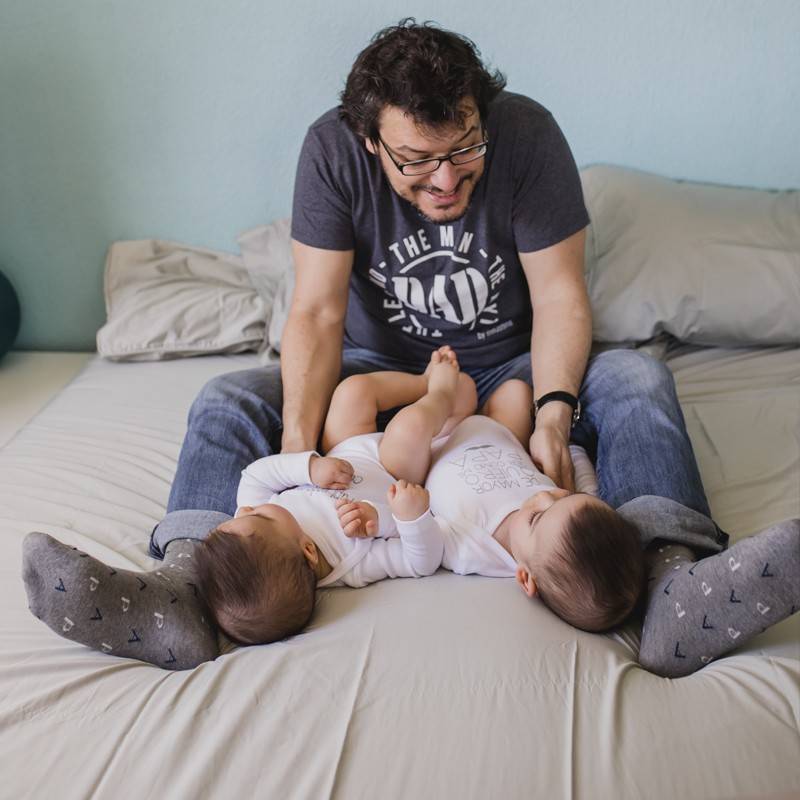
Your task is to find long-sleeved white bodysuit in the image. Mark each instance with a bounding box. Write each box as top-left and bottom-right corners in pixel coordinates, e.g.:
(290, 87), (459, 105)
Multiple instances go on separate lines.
(236, 433), (443, 588)
(426, 416), (598, 577)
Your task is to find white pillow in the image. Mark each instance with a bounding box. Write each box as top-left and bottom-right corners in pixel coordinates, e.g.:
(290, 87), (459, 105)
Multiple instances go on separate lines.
(97, 240), (267, 361)
(581, 165), (800, 345)
(237, 218), (294, 356)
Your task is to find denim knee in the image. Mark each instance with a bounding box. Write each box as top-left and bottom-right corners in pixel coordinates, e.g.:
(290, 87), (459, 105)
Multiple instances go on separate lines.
(591, 349), (675, 398)
(188, 374), (240, 422)
(189, 368), (283, 419)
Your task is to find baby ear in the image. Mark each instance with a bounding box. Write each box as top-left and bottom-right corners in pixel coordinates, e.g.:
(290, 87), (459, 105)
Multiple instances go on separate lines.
(302, 540), (319, 567)
(515, 565), (538, 598)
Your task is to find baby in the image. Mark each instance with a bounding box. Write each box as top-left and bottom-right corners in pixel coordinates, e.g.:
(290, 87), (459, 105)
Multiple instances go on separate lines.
(426, 413), (643, 631)
(193, 347), (475, 646)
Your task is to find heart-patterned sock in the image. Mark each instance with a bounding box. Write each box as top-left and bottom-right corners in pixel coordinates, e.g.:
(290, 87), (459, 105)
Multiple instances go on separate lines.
(22, 532), (219, 670)
(639, 519), (800, 678)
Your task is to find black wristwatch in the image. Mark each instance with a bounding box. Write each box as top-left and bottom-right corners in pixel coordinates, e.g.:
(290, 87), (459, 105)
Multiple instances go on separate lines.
(532, 391), (581, 428)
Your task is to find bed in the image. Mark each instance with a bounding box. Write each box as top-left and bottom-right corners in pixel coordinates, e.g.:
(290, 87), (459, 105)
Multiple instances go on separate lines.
(1, 166), (798, 799)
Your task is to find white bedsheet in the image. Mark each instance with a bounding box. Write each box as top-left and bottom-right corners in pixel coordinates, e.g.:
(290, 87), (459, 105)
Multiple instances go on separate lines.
(1, 348), (798, 799)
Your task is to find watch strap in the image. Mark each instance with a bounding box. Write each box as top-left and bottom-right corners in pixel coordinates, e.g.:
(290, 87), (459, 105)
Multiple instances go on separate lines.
(533, 391), (581, 427)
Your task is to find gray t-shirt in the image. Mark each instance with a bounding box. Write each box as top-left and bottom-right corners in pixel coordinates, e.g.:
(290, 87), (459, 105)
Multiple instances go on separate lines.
(291, 91), (589, 369)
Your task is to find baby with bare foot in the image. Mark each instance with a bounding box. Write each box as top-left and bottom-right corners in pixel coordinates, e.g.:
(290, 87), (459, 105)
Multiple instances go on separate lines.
(193, 347), (475, 646)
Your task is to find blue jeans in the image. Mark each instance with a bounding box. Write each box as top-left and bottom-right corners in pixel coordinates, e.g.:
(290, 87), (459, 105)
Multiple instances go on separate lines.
(151, 347), (727, 557)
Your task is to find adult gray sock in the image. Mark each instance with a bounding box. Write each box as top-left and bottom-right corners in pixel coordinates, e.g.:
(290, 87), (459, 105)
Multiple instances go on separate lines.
(22, 533), (219, 670)
(639, 519), (800, 678)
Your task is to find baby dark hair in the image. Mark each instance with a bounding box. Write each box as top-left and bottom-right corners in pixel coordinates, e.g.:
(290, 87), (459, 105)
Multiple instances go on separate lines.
(195, 527), (317, 646)
(535, 501), (644, 632)
(340, 18), (506, 143)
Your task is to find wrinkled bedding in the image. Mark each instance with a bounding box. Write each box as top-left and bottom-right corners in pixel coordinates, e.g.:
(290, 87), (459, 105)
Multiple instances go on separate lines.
(1, 347), (798, 799)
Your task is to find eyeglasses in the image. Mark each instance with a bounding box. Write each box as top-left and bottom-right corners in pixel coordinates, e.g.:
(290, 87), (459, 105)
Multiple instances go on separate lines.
(378, 130), (489, 176)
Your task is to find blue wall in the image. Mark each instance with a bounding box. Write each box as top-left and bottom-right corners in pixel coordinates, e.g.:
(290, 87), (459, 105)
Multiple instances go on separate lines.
(1, 0), (798, 350)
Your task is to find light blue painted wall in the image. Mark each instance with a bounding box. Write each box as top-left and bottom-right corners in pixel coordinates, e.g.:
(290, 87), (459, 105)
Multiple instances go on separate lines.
(1, 0), (798, 350)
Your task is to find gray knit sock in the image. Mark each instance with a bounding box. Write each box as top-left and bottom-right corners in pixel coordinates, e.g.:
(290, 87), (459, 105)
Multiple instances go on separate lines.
(639, 519), (800, 678)
(22, 532), (219, 670)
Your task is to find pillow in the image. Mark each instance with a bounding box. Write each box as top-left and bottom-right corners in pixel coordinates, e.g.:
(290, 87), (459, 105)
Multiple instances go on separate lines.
(581, 165), (800, 346)
(97, 240), (267, 361)
(238, 218), (294, 357)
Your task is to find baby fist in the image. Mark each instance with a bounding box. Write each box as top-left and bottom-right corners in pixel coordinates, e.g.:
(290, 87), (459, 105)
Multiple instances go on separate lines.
(310, 455), (354, 489)
(387, 480), (430, 521)
(335, 498), (378, 538)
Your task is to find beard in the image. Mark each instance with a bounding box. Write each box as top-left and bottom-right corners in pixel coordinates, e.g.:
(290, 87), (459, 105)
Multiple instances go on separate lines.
(409, 176), (475, 224)
(412, 200), (472, 224)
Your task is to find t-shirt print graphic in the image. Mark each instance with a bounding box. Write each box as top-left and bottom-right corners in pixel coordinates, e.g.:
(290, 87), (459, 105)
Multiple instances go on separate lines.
(450, 444), (539, 494)
(366, 225), (511, 342)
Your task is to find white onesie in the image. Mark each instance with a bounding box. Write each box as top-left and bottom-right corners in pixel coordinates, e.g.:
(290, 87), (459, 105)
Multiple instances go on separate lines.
(236, 433), (443, 589)
(426, 416), (597, 577)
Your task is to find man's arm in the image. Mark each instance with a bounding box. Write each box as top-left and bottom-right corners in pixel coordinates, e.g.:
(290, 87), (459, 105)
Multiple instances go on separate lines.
(280, 240), (353, 453)
(519, 227), (592, 492)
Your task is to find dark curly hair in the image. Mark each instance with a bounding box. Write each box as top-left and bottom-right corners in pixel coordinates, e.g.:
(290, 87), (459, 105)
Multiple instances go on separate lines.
(340, 19), (506, 143)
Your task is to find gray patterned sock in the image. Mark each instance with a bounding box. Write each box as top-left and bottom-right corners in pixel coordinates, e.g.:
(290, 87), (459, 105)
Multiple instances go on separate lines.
(639, 519), (800, 678)
(644, 542), (697, 586)
(22, 532), (219, 670)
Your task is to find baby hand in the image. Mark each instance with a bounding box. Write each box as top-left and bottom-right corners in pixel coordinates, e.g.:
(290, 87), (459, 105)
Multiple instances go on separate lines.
(387, 480), (430, 521)
(335, 498), (379, 538)
(310, 455), (354, 489)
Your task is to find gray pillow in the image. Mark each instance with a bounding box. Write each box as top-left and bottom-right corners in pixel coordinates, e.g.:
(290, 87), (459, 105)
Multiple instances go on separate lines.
(238, 218), (294, 357)
(581, 165), (800, 345)
(97, 240), (266, 361)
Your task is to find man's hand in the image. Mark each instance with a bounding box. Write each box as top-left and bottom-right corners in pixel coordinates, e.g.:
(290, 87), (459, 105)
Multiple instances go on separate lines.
(309, 455), (354, 489)
(335, 498), (378, 538)
(387, 480), (430, 521)
(529, 423), (575, 493)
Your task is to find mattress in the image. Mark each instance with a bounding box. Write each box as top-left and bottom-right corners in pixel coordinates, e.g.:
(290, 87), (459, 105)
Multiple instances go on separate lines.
(1, 346), (798, 800)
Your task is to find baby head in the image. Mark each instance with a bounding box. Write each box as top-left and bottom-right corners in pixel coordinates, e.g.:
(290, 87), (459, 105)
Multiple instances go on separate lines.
(509, 489), (643, 632)
(194, 504), (319, 646)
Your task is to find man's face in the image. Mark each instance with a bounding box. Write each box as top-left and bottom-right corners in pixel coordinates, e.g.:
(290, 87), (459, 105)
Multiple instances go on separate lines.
(366, 99), (486, 224)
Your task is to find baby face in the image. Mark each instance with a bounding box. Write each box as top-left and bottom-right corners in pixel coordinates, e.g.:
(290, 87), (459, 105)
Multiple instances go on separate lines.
(221, 504), (313, 555)
(508, 489), (599, 578)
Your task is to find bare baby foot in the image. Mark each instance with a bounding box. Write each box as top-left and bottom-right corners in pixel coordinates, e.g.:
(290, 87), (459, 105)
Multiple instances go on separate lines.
(425, 346), (460, 401)
(424, 345), (457, 378)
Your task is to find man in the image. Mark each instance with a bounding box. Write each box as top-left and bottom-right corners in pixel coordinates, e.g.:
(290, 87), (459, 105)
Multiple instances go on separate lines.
(24, 21), (799, 675)
(285, 21), (590, 493)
